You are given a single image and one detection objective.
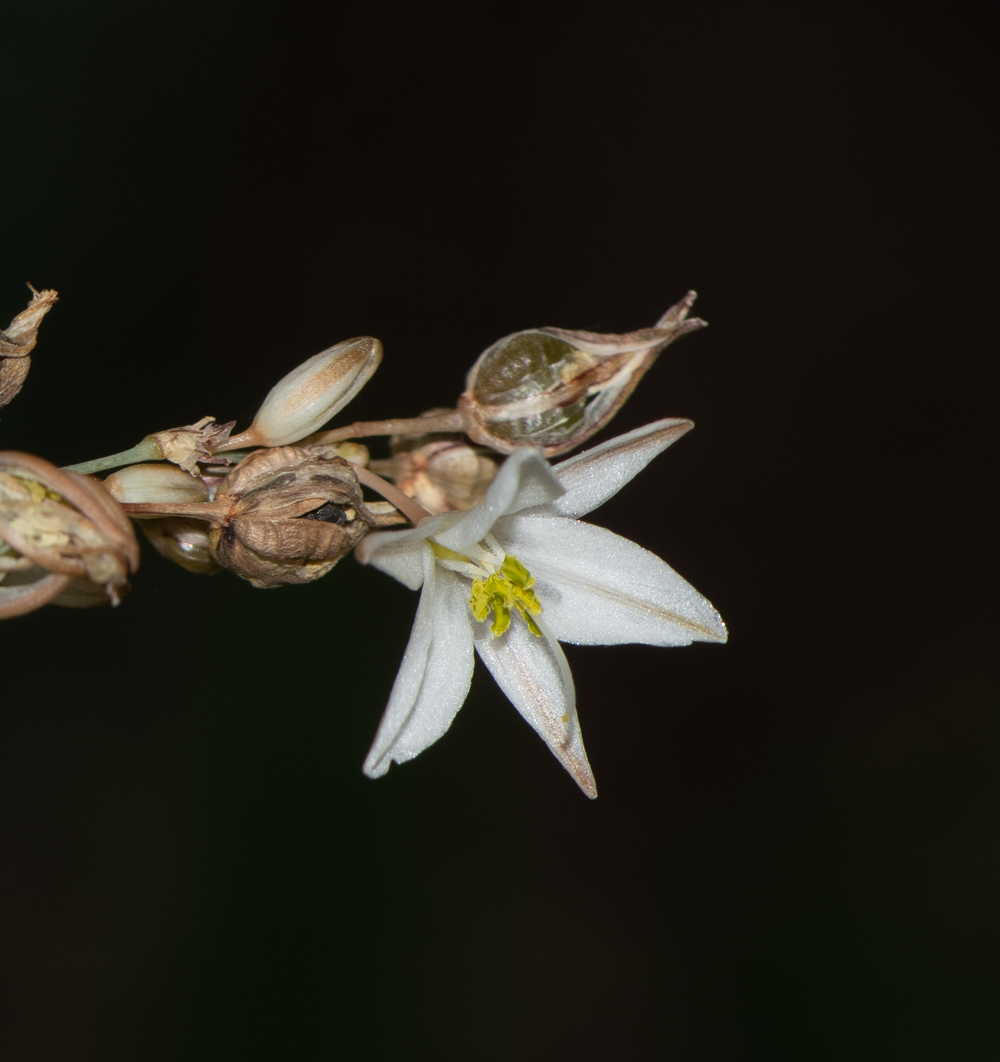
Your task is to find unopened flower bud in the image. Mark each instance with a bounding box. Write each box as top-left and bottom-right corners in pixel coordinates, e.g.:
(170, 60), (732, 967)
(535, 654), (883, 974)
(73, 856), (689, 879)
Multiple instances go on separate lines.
(102, 463), (210, 511)
(224, 338), (383, 451)
(208, 446), (375, 587)
(142, 518), (219, 574)
(0, 451), (139, 618)
(457, 292), (706, 456)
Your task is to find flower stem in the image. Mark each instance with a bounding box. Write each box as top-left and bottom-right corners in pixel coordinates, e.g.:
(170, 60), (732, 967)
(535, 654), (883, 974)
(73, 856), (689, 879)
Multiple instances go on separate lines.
(354, 467), (430, 525)
(303, 410), (465, 446)
(61, 437), (164, 476)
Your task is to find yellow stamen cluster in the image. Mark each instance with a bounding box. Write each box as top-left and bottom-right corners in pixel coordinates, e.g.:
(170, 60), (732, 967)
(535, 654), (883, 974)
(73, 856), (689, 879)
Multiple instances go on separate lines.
(469, 553), (543, 637)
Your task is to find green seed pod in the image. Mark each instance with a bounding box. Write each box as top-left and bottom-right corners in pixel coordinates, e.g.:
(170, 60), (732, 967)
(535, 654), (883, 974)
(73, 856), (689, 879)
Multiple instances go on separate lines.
(457, 292), (706, 456)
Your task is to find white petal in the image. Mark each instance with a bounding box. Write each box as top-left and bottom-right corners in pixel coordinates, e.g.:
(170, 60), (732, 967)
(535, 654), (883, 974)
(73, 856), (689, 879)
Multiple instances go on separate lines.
(473, 615), (597, 798)
(354, 513), (449, 589)
(542, 418), (694, 519)
(434, 447), (563, 553)
(495, 514), (727, 646)
(363, 552), (475, 777)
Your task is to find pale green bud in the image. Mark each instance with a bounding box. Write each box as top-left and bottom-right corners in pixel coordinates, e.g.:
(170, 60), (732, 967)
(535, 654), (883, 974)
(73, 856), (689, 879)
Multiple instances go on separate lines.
(102, 463), (210, 512)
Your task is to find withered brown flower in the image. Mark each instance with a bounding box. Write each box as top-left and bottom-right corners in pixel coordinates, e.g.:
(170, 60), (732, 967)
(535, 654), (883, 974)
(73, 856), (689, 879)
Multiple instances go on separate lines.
(148, 417), (236, 475)
(367, 412), (499, 514)
(0, 451), (139, 619)
(0, 287), (58, 411)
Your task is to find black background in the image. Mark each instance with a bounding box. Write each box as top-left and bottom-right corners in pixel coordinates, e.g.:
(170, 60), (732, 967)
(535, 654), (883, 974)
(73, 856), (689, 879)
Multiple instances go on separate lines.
(1, 3), (994, 1059)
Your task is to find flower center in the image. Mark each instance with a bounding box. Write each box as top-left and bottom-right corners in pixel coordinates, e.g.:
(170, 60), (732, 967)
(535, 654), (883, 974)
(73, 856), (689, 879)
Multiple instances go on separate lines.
(429, 533), (543, 638)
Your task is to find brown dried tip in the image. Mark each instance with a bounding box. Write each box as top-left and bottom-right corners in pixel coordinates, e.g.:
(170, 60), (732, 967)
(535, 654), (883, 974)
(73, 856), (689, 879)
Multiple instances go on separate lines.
(0, 451), (139, 619)
(148, 417), (236, 475)
(0, 287), (58, 411)
(209, 446), (377, 587)
(457, 291), (706, 456)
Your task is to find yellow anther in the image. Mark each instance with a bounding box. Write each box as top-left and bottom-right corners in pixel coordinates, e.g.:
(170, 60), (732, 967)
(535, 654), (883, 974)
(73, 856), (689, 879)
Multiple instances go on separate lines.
(469, 553), (543, 637)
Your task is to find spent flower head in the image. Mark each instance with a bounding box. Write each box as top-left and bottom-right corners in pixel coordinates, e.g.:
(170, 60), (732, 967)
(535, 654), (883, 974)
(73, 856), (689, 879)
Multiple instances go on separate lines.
(0, 287), (58, 411)
(0, 451), (139, 618)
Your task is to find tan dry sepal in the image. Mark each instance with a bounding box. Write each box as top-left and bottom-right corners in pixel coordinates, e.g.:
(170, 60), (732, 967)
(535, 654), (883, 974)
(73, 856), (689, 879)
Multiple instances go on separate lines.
(209, 446), (375, 587)
(148, 417), (236, 475)
(0, 287), (59, 410)
(457, 291), (706, 456)
(0, 451), (139, 618)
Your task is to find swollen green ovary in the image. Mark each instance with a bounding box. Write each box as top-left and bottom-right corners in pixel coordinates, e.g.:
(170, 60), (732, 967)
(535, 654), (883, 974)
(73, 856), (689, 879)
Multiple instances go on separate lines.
(473, 333), (574, 404)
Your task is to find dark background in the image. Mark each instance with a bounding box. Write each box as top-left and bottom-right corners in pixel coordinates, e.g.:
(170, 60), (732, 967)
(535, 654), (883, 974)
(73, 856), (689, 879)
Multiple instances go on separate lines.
(0, 3), (994, 1059)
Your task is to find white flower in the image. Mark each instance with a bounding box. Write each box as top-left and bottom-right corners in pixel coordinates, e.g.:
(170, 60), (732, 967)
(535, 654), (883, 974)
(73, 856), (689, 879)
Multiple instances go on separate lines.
(355, 418), (727, 797)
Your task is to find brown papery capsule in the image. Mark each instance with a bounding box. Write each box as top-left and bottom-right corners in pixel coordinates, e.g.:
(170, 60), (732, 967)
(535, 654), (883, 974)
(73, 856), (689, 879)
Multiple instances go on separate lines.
(209, 446), (375, 587)
(457, 292), (706, 456)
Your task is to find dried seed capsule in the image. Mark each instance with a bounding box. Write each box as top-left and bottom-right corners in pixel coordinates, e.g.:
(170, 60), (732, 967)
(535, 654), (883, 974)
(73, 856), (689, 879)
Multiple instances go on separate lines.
(457, 292), (706, 456)
(208, 446), (375, 587)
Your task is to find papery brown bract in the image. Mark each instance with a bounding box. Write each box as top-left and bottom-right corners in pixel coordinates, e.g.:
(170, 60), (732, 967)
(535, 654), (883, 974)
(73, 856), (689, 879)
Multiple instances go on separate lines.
(149, 417), (236, 475)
